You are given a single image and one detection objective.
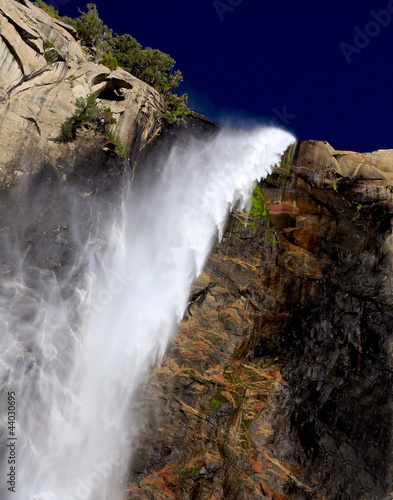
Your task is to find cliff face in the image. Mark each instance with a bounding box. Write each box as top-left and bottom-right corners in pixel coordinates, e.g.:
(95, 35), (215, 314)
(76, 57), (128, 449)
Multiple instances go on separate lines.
(2, 3), (393, 500)
(127, 140), (393, 500)
(0, 0), (164, 172)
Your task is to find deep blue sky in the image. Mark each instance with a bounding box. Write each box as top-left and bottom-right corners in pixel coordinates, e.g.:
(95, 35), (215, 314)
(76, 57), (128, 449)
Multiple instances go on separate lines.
(50, 0), (393, 152)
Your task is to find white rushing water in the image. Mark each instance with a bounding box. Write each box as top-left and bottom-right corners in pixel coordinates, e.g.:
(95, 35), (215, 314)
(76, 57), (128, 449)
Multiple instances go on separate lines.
(0, 126), (294, 500)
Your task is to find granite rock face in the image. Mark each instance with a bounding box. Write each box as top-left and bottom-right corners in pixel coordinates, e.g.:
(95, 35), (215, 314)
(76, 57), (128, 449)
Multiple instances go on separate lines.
(0, 0), (165, 169)
(127, 140), (393, 500)
(2, 3), (393, 499)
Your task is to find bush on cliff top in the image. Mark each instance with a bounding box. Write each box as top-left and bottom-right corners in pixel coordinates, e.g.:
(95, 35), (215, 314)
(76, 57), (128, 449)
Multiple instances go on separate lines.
(34, 1), (190, 124)
(34, 0), (62, 20)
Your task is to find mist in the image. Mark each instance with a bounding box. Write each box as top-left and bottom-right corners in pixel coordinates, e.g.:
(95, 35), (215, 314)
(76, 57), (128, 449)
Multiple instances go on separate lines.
(0, 126), (294, 500)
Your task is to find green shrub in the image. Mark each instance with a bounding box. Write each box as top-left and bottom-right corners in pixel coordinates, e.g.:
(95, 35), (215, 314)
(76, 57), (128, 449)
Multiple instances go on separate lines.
(36, 1), (190, 126)
(100, 52), (118, 71)
(111, 34), (142, 74)
(165, 93), (190, 123)
(61, 117), (74, 141)
(34, 0), (61, 20)
(43, 40), (55, 49)
(105, 126), (126, 157)
(61, 94), (126, 156)
(61, 93), (116, 140)
(164, 110), (174, 125)
(73, 3), (113, 55)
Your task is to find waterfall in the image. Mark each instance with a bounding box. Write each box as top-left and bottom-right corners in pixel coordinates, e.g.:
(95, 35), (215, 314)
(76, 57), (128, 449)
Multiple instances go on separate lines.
(0, 126), (294, 500)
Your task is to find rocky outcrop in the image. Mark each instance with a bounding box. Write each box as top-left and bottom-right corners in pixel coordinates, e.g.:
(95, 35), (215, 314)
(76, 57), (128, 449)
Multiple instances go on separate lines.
(2, 3), (393, 499)
(0, 0), (165, 169)
(127, 140), (393, 499)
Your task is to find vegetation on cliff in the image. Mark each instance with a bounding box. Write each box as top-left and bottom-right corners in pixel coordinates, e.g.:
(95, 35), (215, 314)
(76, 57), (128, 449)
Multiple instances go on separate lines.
(61, 94), (125, 156)
(34, 1), (190, 124)
(121, 139), (393, 499)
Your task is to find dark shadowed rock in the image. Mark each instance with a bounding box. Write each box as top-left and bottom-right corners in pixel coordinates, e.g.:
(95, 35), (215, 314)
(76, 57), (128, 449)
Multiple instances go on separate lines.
(126, 140), (393, 500)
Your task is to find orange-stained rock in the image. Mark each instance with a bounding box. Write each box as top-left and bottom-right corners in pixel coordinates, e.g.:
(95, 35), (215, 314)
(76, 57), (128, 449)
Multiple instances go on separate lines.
(127, 140), (393, 499)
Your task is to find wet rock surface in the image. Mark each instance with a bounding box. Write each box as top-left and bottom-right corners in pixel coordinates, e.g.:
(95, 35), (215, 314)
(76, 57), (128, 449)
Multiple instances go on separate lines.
(0, 139), (130, 500)
(127, 140), (393, 499)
